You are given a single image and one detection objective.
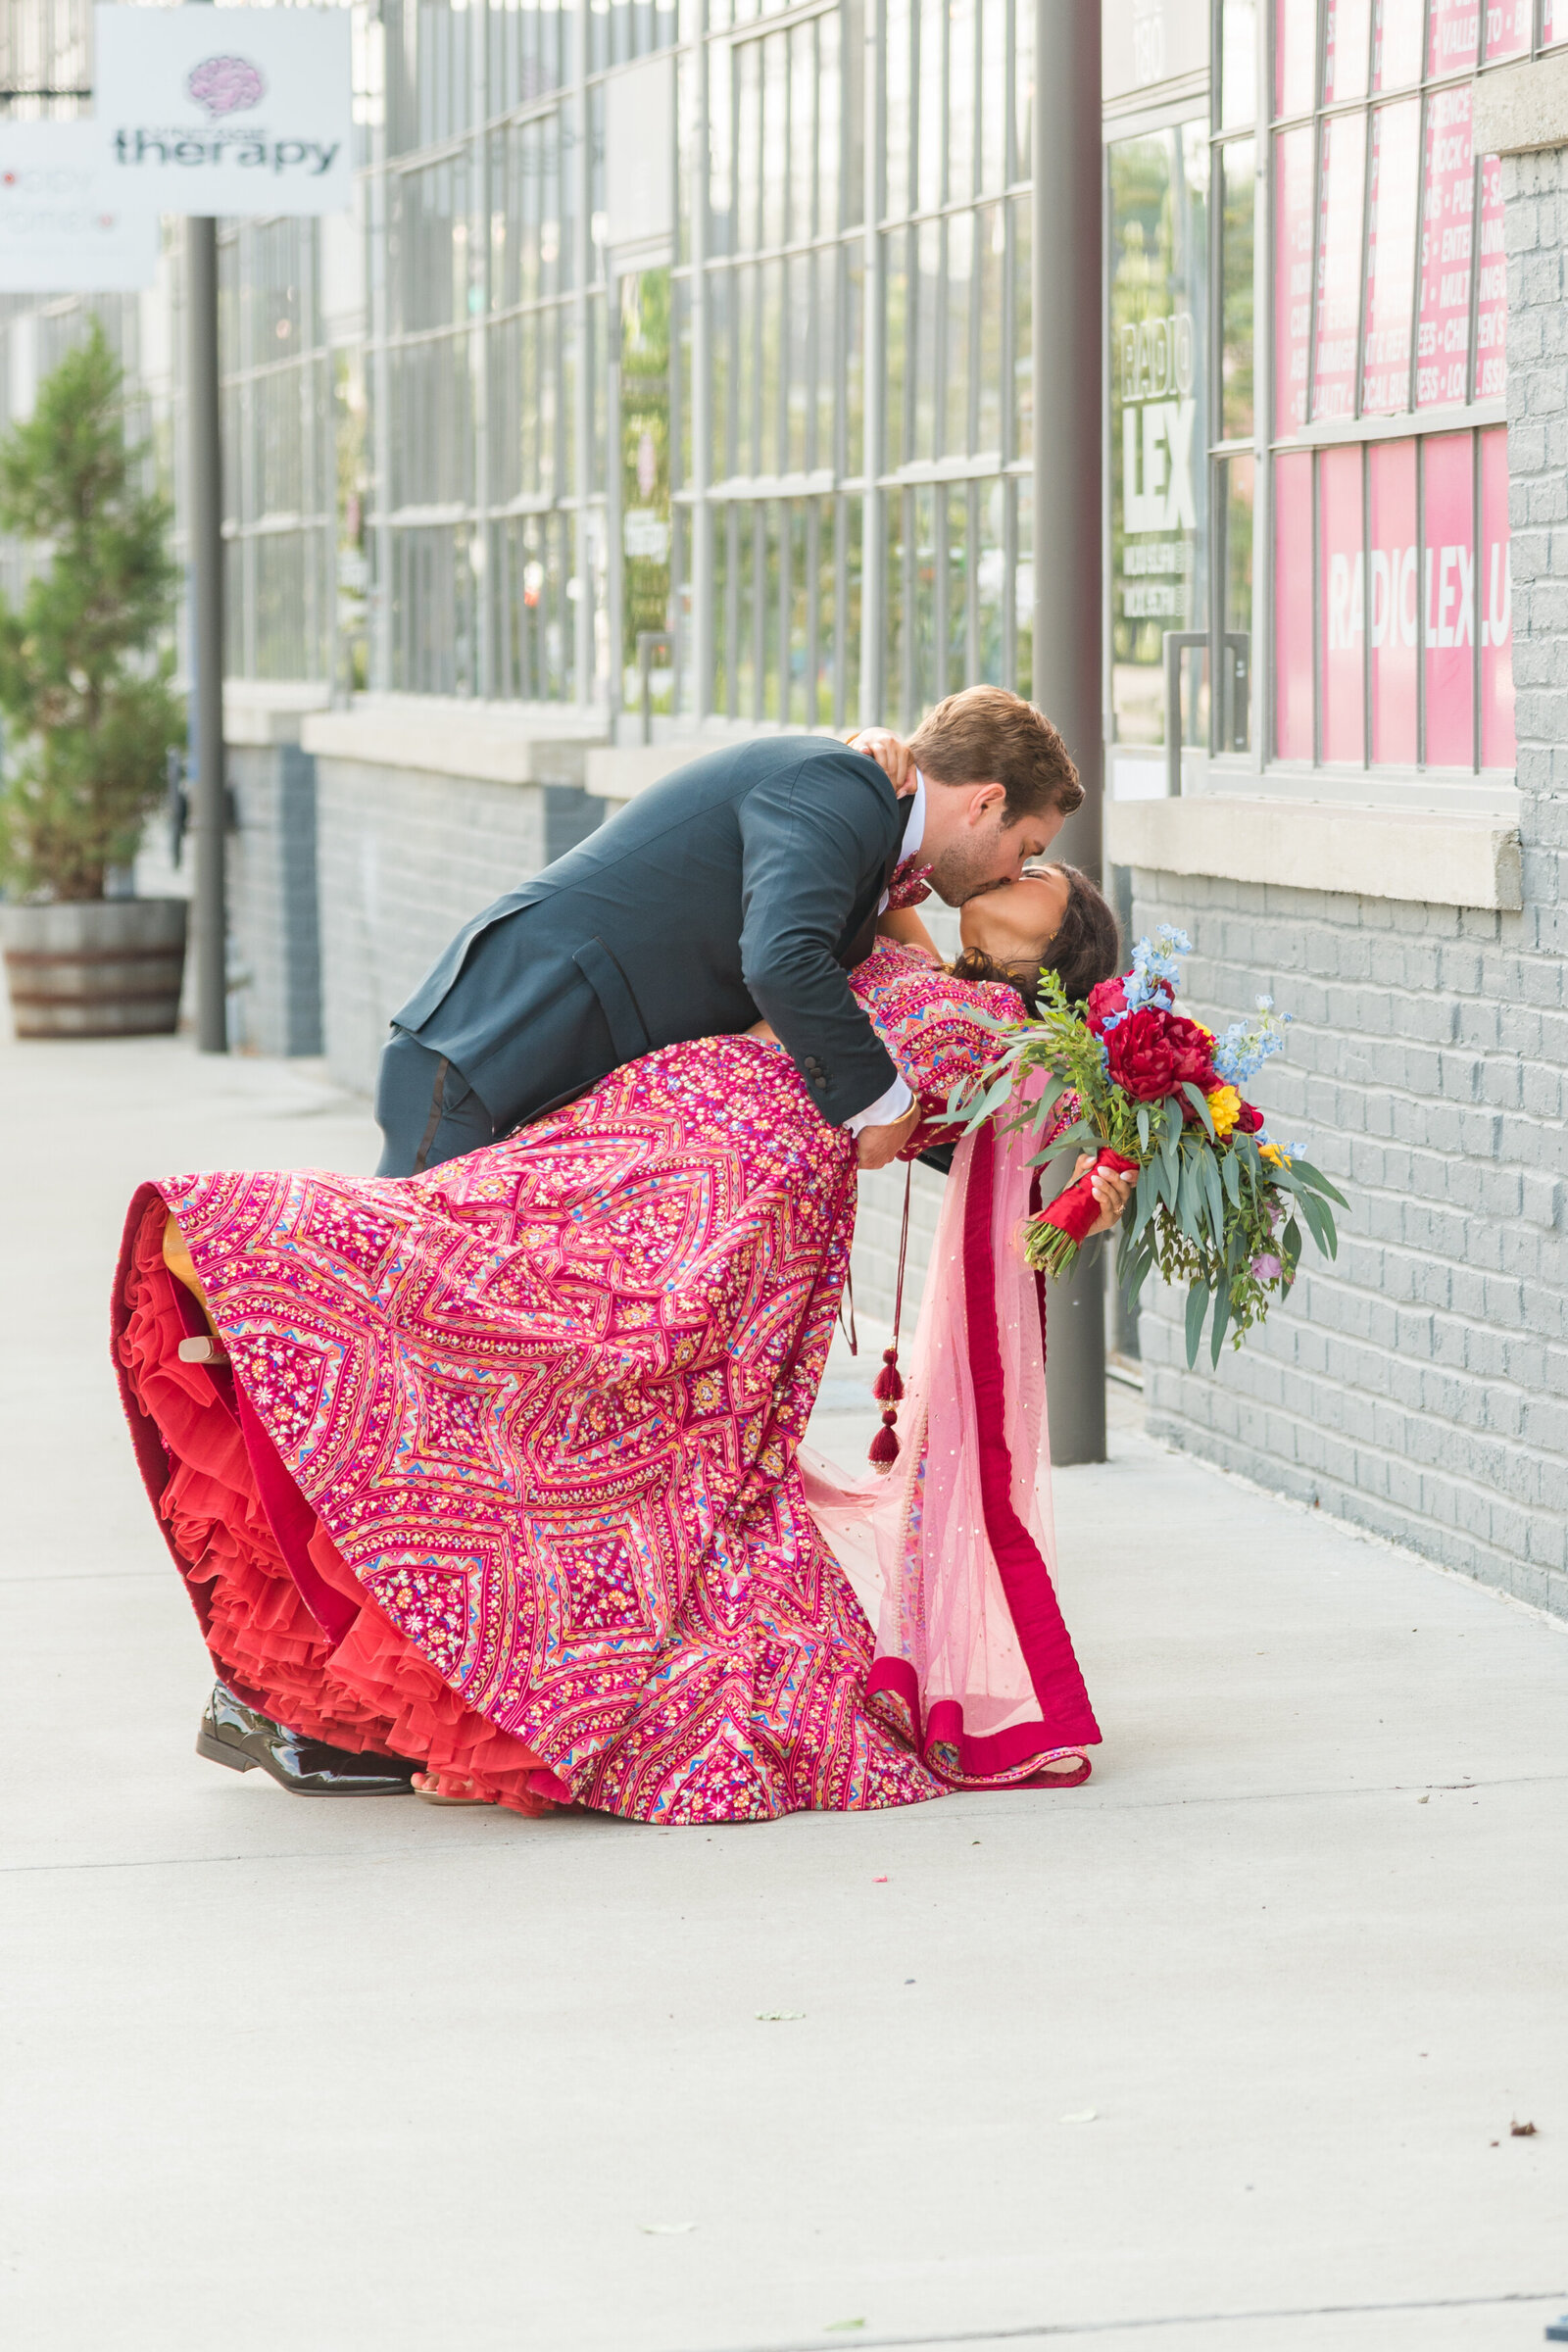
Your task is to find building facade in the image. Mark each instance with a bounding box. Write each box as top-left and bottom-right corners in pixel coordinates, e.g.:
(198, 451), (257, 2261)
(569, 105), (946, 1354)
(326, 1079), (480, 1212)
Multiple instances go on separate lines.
(1, 0), (1040, 729)
(1106, 2), (1565, 1618)
(1, 0), (1564, 1612)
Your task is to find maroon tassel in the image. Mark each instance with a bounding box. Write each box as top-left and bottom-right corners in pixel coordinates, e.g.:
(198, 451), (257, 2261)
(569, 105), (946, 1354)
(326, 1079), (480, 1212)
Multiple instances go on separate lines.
(868, 1409), (902, 1471)
(866, 1165), (914, 1473)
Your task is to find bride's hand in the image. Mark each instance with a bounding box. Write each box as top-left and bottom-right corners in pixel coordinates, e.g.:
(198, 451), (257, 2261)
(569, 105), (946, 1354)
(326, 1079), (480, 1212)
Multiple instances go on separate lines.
(1074, 1152), (1135, 1237)
(847, 729), (916, 795)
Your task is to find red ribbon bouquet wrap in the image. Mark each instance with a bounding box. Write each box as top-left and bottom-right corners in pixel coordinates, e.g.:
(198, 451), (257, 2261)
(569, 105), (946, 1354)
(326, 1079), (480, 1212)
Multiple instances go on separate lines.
(1036, 1146), (1141, 1250)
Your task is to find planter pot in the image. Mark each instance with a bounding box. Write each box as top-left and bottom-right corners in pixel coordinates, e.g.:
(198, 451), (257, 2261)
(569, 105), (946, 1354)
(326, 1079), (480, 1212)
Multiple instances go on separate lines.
(0, 898), (188, 1040)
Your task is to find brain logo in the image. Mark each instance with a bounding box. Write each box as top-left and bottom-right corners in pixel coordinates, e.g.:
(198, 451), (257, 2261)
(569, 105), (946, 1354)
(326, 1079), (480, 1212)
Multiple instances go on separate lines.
(186, 56), (267, 121)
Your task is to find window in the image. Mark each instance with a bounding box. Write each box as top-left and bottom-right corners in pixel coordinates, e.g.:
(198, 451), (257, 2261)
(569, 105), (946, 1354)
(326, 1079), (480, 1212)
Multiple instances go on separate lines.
(1259, 0), (1518, 776)
(1109, 127), (1210, 754)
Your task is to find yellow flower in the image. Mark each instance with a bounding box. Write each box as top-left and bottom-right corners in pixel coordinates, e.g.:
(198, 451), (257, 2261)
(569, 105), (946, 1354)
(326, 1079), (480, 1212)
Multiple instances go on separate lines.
(1258, 1140), (1291, 1169)
(1205, 1084), (1243, 1137)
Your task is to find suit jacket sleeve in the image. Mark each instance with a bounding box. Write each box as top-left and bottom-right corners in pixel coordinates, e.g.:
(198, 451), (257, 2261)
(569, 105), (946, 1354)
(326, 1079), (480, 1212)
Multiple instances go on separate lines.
(737, 750), (903, 1127)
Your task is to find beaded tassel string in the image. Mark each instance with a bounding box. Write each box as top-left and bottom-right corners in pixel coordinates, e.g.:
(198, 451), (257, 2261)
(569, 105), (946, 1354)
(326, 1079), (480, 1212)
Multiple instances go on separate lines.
(868, 1162), (912, 1471)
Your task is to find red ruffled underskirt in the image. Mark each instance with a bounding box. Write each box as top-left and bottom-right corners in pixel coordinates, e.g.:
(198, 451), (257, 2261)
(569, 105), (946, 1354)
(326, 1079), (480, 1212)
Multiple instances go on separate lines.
(115, 1192), (566, 1818)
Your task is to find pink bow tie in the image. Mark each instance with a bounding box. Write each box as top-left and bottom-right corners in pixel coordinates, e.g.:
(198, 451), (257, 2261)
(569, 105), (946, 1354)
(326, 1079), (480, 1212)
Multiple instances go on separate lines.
(886, 858), (933, 909)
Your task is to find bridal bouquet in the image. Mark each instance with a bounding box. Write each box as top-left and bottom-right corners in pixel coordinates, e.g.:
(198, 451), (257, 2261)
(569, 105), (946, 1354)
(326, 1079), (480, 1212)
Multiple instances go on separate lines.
(958, 928), (1347, 1366)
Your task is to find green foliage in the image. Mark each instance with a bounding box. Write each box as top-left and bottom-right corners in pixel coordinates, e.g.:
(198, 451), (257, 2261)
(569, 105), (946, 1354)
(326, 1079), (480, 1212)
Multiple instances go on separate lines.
(956, 968), (1348, 1369)
(0, 320), (182, 901)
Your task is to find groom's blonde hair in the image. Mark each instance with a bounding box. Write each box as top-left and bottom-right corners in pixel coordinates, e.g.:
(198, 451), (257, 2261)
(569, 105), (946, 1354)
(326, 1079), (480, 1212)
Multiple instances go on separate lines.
(908, 686), (1083, 822)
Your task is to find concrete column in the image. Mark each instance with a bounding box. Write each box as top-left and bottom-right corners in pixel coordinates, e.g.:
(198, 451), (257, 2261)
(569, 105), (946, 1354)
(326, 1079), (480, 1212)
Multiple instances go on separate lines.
(185, 212), (227, 1054)
(1033, 0), (1104, 1462)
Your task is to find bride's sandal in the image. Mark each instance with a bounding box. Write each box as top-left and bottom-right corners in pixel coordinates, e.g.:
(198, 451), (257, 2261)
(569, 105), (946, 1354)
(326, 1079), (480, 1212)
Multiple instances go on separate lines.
(413, 1770), (491, 1806)
(163, 1213), (230, 1366)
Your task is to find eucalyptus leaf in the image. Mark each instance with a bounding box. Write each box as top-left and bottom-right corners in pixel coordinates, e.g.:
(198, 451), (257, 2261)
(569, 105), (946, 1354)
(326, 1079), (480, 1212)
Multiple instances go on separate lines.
(1136, 1103), (1151, 1153)
(1178, 1151), (1203, 1242)
(1294, 1189), (1332, 1256)
(1131, 1162), (1159, 1247)
(1220, 1149), (1241, 1208)
(1288, 1157), (1348, 1210)
(1181, 1082), (1216, 1139)
(1209, 1279), (1232, 1365)
(1185, 1280), (1209, 1367)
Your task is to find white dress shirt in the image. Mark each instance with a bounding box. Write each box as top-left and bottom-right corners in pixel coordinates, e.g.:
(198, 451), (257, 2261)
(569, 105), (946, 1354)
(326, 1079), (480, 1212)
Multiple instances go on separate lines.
(845, 769), (926, 1136)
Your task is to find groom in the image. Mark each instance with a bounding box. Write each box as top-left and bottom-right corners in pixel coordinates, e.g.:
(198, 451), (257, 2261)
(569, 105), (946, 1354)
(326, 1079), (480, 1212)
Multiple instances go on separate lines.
(374, 685), (1083, 1181)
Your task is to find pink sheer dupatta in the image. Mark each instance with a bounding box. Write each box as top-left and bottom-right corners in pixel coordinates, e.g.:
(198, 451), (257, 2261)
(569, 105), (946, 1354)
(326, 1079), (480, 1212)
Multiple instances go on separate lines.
(800, 1077), (1101, 1788)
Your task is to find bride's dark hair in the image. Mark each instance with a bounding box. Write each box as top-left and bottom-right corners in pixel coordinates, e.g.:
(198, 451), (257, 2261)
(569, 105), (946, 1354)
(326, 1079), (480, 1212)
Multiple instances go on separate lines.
(947, 863), (1120, 1015)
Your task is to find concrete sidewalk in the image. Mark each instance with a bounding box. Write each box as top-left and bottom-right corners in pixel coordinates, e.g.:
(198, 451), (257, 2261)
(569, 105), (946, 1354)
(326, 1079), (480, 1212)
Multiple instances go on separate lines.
(2, 1032), (1564, 2352)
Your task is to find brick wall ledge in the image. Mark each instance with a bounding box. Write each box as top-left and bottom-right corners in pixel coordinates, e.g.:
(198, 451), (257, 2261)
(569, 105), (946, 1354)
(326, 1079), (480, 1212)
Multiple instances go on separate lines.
(584, 743), (700, 799)
(1106, 796), (1524, 911)
(222, 680), (331, 747)
(1473, 48), (1568, 153)
(300, 696), (608, 786)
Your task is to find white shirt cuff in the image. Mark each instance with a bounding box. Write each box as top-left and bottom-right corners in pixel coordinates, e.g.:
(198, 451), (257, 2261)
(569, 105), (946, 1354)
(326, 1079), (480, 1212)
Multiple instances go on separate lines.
(845, 1075), (914, 1136)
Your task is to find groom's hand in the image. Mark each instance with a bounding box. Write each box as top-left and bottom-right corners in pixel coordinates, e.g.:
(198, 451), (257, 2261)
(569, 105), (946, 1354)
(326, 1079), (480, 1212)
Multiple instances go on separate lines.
(857, 1102), (922, 1169)
(847, 729), (917, 797)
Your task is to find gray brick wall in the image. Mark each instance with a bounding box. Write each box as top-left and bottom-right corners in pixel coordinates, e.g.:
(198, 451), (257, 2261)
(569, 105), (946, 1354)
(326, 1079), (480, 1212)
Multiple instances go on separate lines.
(1121, 142), (1568, 1619)
(314, 757), (581, 1095)
(227, 744), (322, 1058)
(1128, 858), (1566, 1615)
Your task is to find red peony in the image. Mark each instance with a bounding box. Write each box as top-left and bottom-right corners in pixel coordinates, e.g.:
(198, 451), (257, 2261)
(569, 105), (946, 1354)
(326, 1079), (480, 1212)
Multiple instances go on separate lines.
(1163, 1014), (1218, 1115)
(1235, 1101), (1264, 1134)
(1102, 1007), (1179, 1101)
(1085, 975), (1128, 1036)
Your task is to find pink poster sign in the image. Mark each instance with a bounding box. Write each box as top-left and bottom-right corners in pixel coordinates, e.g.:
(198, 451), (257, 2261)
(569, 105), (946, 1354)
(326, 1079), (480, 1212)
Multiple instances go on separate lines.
(1313, 115), (1367, 420)
(1374, 0), (1426, 89)
(1275, 125), (1314, 433)
(1276, 0), (1317, 117)
(1361, 100), (1420, 414)
(1474, 151), (1506, 400)
(1369, 439), (1418, 764)
(1423, 432), (1475, 765)
(1427, 0), (1481, 75)
(1480, 426), (1514, 766)
(1320, 445), (1366, 763)
(1548, 0), (1568, 47)
(1275, 452), (1314, 760)
(1324, 0), (1373, 103)
(1483, 1), (1532, 62)
(1417, 83), (1475, 409)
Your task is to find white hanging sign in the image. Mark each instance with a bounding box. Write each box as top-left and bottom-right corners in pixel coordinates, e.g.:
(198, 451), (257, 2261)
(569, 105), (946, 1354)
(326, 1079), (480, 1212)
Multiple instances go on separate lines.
(0, 120), (160, 290)
(92, 5), (354, 217)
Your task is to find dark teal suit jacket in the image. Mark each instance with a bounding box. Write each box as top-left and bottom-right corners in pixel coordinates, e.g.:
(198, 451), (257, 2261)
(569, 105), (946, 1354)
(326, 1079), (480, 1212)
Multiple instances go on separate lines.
(391, 737), (906, 1136)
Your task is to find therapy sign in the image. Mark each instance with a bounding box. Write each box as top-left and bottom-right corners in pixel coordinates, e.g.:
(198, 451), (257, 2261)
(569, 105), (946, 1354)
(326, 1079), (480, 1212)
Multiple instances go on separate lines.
(93, 5), (353, 216)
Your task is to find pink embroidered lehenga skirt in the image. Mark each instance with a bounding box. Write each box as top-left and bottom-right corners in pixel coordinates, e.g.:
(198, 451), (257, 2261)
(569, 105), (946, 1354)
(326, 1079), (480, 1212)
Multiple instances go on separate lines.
(114, 1034), (1099, 1824)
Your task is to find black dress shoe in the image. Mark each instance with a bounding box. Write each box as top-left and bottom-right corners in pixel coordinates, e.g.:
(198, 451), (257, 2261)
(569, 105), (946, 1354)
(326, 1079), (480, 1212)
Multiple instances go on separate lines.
(197, 1681), (416, 1795)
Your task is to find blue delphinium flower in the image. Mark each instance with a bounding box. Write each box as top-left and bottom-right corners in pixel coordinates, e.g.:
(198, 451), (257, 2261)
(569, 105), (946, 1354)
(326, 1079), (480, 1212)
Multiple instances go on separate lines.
(1212, 994), (1291, 1086)
(1124, 925), (1193, 1013)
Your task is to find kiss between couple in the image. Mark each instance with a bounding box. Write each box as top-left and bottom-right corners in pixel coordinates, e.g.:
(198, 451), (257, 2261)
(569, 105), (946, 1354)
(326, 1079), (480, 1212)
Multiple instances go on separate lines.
(114, 685), (1132, 1825)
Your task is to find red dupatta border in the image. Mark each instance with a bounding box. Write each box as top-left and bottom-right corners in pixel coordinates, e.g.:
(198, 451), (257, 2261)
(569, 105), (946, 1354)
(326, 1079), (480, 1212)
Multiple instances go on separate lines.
(862, 1656), (1092, 1785)
(957, 1118), (1100, 1746)
(858, 1116), (1100, 1786)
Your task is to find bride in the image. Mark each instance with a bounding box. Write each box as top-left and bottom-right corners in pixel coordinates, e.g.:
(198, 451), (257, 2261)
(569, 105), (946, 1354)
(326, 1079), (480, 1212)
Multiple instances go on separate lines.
(114, 865), (1127, 1825)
